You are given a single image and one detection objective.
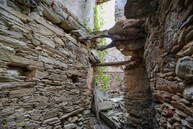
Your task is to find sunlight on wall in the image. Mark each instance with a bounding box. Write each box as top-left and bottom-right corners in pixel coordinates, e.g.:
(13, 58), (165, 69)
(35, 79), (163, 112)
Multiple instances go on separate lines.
(100, 0), (125, 72)
(100, 0), (115, 30)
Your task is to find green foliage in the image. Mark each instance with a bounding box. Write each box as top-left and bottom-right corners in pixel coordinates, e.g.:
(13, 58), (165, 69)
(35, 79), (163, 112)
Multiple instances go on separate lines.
(83, 18), (93, 33)
(115, 75), (122, 81)
(93, 5), (105, 31)
(83, 18), (89, 27)
(93, 4), (110, 91)
(95, 72), (111, 91)
(97, 38), (107, 61)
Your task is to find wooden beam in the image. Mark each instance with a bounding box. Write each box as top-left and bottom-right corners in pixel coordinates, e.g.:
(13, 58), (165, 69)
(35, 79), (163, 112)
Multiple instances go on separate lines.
(96, 0), (111, 5)
(94, 60), (130, 66)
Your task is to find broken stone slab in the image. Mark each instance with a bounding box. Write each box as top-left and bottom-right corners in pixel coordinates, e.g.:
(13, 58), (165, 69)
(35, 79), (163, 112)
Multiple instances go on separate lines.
(176, 109), (188, 118)
(39, 55), (54, 64)
(0, 82), (36, 91)
(63, 123), (77, 129)
(0, 35), (26, 48)
(156, 78), (184, 93)
(186, 116), (193, 125)
(60, 16), (81, 31)
(34, 71), (48, 79)
(181, 119), (193, 128)
(0, 6), (23, 25)
(70, 29), (87, 37)
(42, 6), (63, 24)
(171, 101), (193, 115)
(43, 109), (60, 120)
(15, 0), (37, 7)
(99, 111), (121, 129)
(0, 44), (15, 53)
(60, 108), (84, 120)
(67, 70), (85, 77)
(41, 0), (52, 6)
(91, 50), (100, 63)
(98, 101), (113, 111)
(177, 41), (193, 57)
(43, 117), (60, 125)
(54, 37), (65, 46)
(0, 28), (23, 39)
(53, 7), (69, 20)
(0, 4), (32, 23)
(64, 33), (78, 45)
(34, 34), (56, 48)
(29, 12), (65, 37)
(29, 22), (54, 36)
(60, 20), (77, 31)
(9, 88), (34, 98)
(11, 24), (31, 34)
(1, 53), (32, 67)
(0, 75), (21, 82)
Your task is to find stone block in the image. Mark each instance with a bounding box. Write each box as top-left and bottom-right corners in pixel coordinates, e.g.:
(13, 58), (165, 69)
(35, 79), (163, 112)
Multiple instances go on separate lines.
(34, 34), (55, 48)
(124, 0), (157, 19)
(43, 6), (63, 24)
(0, 35), (26, 48)
(0, 82), (36, 90)
(98, 101), (112, 111)
(30, 13), (65, 36)
(177, 41), (193, 57)
(0, 6), (23, 25)
(39, 56), (54, 64)
(0, 0), (7, 5)
(64, 33), (78, 45)
(43, 117), (60, 125)
(70, 29), (87, 37)
(9, 88), (34, 98)
(43, 109), (59, 120)
(60, 17), (81, 32)
(54, 37), (64, 46)
(60, 108), (84, 120)
(156, 78), (184, 93)
(63, 123), (77, 129)
(175, 56), (193, 78)
(29, 23), (54, 36)
(183, 86), (193, 100)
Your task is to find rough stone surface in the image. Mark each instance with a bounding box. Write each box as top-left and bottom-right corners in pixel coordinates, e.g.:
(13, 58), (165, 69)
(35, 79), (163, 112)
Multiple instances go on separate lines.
(176, 56), (193, 78)
(124, 0), (158, 19)
(183, 86), (193, 100)
(124, 0), (193, 128)
(0, 1), (94, 129)
(63, 123), (77, 129)
(115, 0), (126, 21)
(98, 101), (113, 111)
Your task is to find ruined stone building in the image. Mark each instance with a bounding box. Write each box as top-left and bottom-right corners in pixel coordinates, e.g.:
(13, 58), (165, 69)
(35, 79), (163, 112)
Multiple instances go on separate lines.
(0, 0), (193, 129)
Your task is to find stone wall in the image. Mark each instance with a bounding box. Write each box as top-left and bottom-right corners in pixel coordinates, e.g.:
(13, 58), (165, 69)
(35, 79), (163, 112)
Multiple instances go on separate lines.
(125, 0), (193, 128)
(63, 0), (95, 28)
(124, 62), (154, 129)
(115, 0), (126, 22)
(0, 0), (95, 129)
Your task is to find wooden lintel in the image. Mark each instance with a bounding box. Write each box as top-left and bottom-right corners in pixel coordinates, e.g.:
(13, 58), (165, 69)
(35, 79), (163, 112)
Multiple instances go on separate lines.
(94, 60), (130, 67)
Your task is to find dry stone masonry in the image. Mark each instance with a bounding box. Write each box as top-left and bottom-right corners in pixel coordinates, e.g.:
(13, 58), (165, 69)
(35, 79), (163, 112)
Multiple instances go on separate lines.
(125, 0), (193, 128)
(0, 0), (96, 129)
(1, 0), (193, 129)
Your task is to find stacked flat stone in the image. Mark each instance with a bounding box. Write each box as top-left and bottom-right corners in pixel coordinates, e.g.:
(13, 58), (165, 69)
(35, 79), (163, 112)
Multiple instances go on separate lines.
(124, 0), (193, 128)
(0, 0), (96, 129)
